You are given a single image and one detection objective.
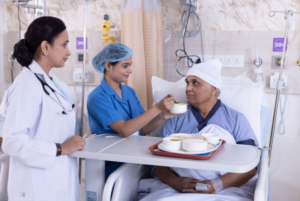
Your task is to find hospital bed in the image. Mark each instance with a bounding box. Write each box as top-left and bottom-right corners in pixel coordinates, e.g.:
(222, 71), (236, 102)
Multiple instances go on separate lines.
(102, 76), (271, 201)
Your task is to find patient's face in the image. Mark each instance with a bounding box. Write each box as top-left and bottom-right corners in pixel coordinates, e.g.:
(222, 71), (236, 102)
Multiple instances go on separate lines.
(185, 76), (216, 106)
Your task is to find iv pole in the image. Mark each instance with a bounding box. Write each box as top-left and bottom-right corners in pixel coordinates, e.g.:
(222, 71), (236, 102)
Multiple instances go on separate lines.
(78, 0), (89, 184)
(268, 10), (300, 163)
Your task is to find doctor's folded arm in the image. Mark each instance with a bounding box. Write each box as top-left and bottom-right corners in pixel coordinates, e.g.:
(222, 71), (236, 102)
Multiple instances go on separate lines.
(1, 16), (87, 201)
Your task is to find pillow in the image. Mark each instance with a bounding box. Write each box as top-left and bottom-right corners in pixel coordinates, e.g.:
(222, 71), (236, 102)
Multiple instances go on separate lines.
(152, 76), (264, 147)
(220, 82), (264, 147)
(152, 76), (186, 105)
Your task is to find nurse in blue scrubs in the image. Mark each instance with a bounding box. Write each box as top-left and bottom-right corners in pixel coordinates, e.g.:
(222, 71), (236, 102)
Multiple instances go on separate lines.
(87, 43), (176, 179)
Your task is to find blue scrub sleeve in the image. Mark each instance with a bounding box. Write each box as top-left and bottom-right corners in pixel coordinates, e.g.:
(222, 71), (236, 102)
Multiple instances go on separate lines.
(233, 113), (259, 147)
(129, 88), (145, 136)
(88, 94), (123, 130)
(131, 88), (145, 115)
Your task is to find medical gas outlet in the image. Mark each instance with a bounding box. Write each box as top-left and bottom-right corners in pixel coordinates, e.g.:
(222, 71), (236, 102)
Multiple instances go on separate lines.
(73, 68), (89, 82)
(253, 47), (264, 82)
(270, 73), (288, 89)
(101, 14), (115, 46)
(272, 56), (286, 69)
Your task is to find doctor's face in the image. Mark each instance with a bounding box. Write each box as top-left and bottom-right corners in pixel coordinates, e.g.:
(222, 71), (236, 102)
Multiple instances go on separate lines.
(185, 76), (217, 106)
(47, 30), (71, 68)
(106, 56), (133, 83)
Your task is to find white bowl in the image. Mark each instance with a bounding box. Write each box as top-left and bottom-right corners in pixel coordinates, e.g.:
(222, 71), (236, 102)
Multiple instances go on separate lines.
(201, 133), (219, 144)
(182, 139), (208, 152)
(170, 103), (187, 114)
(162, 137), (182, 150)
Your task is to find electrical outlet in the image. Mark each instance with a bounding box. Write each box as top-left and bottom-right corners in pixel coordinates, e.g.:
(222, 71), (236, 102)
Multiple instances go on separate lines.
(215, 55), (245, 67)
(8, 51), (16, 62)
(270, 73), (288, 88)
(185, 55), (244, 67)
(73, 69), (89, 82)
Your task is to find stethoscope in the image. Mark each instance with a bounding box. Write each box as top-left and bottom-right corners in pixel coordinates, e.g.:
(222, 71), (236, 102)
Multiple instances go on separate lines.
(33, 73), (75, 115)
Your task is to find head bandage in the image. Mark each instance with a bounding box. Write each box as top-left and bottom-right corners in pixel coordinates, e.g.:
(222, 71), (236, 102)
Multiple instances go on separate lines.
(92, 42), (132, 73)
(186, 59), (222, 89)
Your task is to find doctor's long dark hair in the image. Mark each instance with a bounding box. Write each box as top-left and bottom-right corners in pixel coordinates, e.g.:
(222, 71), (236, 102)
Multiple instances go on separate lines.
(12, 16), (66, 67)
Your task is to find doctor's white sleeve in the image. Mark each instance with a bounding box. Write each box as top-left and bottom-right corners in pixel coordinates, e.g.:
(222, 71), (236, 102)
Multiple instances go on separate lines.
(2, 78), (56, 169)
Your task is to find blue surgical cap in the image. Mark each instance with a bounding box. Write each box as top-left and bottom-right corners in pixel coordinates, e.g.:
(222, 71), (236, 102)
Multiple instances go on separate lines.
(92, 42), (133, 73)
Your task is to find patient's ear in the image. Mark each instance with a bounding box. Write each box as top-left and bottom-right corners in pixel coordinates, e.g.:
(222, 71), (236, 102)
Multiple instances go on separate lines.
(211, 86), (217, 97)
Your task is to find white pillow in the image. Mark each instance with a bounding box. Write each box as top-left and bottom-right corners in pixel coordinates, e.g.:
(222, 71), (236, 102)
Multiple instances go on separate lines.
(152, 77), (186, 105)
(220, 82), (263, 147)
(152, 76), (263, 147)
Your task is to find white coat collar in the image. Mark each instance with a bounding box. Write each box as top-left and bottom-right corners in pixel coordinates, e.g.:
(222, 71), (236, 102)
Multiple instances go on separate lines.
(28, 60), (66, 100)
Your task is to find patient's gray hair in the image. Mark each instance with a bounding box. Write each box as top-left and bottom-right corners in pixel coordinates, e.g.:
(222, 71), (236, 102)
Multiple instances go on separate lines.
(216, 89), (221, 97)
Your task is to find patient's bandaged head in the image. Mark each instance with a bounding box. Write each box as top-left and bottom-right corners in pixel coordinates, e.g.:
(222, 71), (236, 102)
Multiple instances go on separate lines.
(92, 42), (132, 73)
(186, 59), (222, 89)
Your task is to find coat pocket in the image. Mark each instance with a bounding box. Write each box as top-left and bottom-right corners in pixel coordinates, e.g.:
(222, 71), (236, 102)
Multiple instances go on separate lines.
(45, 156), (68, 191)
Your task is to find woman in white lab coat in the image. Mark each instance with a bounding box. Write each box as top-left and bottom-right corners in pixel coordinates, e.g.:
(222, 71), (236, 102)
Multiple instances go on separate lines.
(2, 16), (85, 201)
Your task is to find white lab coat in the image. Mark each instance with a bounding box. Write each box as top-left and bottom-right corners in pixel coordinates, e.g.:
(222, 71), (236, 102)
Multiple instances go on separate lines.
(2, 60), (80, 201)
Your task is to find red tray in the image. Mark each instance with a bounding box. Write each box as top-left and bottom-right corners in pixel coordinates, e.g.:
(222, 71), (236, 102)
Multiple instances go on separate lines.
(149, 139), (226, 160)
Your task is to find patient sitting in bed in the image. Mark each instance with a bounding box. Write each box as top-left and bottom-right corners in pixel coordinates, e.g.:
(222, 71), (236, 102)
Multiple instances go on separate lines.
(140, 60), (258, 201)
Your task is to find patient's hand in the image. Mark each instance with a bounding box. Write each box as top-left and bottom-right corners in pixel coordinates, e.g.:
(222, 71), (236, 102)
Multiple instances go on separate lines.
(183, 180), (215, 194)
(169, 177), (200, 193)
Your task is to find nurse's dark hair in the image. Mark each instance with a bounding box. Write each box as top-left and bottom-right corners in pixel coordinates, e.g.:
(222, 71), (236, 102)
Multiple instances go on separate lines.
(103, 61), (119, 74)
(12, 16), (66, 67)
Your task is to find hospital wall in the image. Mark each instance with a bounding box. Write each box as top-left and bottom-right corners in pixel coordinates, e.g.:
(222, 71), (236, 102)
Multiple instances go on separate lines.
(1, 0), (300, 201)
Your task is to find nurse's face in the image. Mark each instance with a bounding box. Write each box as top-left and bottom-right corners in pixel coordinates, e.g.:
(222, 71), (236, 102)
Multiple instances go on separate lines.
(47, 30), (71, 68)
(106, 56), (133, 83)
(185, 75), (216, 106)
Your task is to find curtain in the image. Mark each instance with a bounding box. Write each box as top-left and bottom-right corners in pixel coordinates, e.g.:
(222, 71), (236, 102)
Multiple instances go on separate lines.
(121, 0), (163, 110)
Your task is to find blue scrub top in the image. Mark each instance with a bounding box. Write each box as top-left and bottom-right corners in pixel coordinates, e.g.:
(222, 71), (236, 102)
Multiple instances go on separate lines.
(159, 100), (259, 147)
(87, 78), (145, 135)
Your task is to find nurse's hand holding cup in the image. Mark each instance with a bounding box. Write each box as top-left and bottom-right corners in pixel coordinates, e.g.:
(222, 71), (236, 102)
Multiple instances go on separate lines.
(155, 94), (178, 120)
(156, 94), (175, 112)
(157, 94), (187, 119)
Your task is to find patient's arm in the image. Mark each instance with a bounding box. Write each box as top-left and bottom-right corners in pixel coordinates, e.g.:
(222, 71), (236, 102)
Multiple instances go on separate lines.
(155, 166), (257, 194)
(154, 166), (201, 193)
(220, 168), (257, 188)
(184, 168), (257, 193)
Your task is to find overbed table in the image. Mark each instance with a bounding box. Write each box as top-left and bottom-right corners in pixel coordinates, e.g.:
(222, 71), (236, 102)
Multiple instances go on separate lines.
(71, 134), (260, 201)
